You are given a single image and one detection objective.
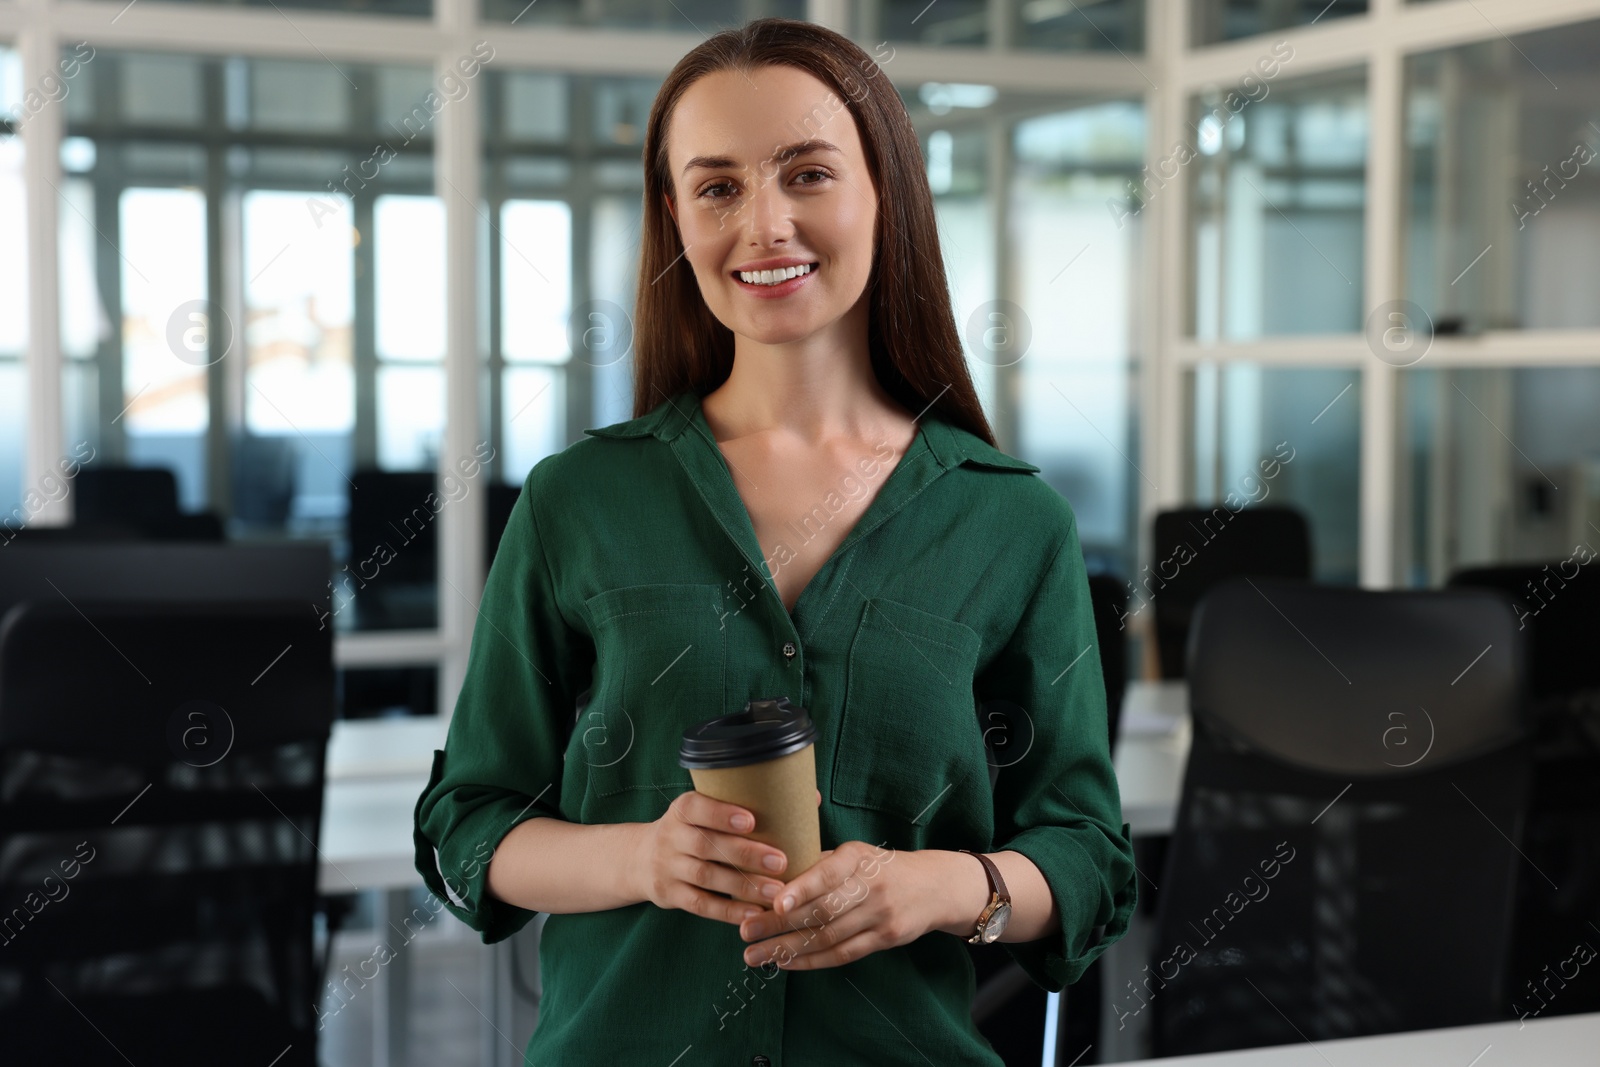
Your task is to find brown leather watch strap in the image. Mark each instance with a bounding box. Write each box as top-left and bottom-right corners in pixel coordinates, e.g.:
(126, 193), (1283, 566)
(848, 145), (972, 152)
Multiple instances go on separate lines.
(960, 849), (1010, 903)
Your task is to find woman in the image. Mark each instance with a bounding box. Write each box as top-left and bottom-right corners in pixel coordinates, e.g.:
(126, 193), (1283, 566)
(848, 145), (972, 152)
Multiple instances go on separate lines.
(413, 17), (1137, 1064)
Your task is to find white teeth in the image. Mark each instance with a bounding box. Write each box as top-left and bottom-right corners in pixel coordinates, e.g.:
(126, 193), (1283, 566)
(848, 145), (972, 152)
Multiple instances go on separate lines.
(738, 263), (813, 286)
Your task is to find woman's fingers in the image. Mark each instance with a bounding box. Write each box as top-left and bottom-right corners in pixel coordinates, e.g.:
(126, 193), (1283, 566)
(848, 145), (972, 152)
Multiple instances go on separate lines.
(756, 926), (883, 971)
(667, 819), (787, 904)
(656, 789), (811, 918)
(674, 789), (756, 835)
(716, 827), (791, 877)
(771, 846), (863, 918)
(741, 894), (875, 967)
(673, 811), (790, 872)
(677, 850), (783, 907)
(677, 883), (769, 927)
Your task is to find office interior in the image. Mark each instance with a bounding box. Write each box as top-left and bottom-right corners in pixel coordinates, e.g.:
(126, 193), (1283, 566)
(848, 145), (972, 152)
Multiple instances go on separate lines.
(1, 0), (1598, 1063)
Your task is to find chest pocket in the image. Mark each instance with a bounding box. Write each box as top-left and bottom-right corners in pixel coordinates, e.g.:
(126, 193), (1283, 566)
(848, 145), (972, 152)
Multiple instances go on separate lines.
(582, 583), (727, 799)
(831, 597), (984, 824)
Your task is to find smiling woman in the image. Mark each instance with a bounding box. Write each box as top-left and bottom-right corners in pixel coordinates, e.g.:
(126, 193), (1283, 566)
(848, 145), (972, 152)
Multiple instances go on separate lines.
(413, 16), (1137, 1067)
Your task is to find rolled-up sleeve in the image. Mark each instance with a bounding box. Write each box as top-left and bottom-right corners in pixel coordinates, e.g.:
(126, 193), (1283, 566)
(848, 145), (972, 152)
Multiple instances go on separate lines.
(412, 459), (594, 944)
(977, 509), (1137, 991)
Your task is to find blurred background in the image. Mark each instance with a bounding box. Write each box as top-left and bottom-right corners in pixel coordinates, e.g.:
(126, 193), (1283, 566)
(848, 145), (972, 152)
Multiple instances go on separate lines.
(1, 1), (1598, 1064)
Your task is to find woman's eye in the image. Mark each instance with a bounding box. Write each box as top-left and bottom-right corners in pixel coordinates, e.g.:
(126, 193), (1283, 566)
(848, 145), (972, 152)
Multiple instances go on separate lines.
(698, 168), (831, 201)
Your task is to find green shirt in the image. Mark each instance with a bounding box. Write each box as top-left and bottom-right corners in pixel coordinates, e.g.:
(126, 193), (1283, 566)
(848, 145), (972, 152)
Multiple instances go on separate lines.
(412, 388), (1137, 1066)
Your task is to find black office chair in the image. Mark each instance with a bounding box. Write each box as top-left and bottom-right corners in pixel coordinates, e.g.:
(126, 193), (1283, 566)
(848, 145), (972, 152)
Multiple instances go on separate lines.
(346, 470), (439, 630)
(1147, 577), (1532, 1056)
(1088, 574), (1130, 753)
(2, 522), (144, 545)
(1447, 562), (1600, 709)
(1449, 562), (1600, 1019)
(1150, 506), (1311, 679)
(0, 599), (334, 1064)
(1141, 508), (1311, 987)
(1029, 573), (1131, 1064)
(72, 466), (224, 541)
(969, 574), (1129, 1065)
(487, 481), (523, 568)
(232, 433), (298, 527)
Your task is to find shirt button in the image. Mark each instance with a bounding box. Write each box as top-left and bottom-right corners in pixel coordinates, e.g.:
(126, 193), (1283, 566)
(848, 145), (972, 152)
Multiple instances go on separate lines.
(781, 641), (797, 661)
(752, 1057), (772, 1067)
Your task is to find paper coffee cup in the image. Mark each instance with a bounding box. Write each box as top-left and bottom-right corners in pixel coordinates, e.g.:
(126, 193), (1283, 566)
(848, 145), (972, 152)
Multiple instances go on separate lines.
(680, 697), (822, 881)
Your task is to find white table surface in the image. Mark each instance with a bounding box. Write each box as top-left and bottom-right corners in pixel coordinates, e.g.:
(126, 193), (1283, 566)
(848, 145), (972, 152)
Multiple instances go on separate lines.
(318, 681), (1192, 894)
(1112, 1010), (1600, 1066)
(319, 717), (442, 894)
(325, 716), (446, 779)
(1113, 679), (1190, 837)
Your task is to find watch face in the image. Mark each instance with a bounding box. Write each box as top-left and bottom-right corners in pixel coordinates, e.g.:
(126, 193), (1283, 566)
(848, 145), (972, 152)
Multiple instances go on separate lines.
(982, 902), (1012, 943)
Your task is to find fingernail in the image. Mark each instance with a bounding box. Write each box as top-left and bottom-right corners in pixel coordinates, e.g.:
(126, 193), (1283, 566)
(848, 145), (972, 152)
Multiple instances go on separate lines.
(763, 854), (784, 871)
(745, 949), (764, 965)
(743, 908), (762, 921)
(733, 813), (753, 830)
(780, 895), (795, 912)
(761, 883), (780, 899)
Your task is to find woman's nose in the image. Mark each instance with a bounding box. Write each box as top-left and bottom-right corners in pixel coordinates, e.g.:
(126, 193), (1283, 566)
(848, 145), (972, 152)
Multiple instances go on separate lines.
(742, 174), (795, 243)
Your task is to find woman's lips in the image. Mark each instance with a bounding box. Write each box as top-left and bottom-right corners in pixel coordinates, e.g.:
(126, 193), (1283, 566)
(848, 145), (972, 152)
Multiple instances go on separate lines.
(731, 263), (819, 298)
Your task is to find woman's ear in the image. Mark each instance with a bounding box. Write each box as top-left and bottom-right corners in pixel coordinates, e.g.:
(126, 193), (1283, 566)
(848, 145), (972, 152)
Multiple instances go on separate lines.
(662, 190), (677, 225)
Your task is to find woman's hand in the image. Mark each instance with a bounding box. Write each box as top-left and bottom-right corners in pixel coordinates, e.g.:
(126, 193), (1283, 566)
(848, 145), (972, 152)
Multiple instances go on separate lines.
(735, 841), (950, 971)
(630, 787), (823, 926)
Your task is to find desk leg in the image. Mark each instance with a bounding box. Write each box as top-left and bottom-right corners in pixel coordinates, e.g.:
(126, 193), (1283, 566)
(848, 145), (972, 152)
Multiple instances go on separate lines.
(1041, 990), (1062, 1066)
(481, 936), (516, 1067)
(374, 888), (411, 1067)
(1098, 891), (1153, 1062)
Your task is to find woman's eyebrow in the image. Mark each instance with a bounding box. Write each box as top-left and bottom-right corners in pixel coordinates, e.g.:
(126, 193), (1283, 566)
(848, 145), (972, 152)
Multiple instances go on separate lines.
(681, 139), (842, 177)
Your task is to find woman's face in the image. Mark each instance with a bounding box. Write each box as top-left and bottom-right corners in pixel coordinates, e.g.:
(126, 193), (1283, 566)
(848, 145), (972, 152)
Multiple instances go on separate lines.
(662, 64), (879, 347)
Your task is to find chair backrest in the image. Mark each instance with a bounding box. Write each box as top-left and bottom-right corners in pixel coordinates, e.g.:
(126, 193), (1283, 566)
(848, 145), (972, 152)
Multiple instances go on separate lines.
(1448, 561), (1600, 1022)
(486, 481), (522, 567)
(0, 542), (330, 620)
(66, 467), (225, 542)
(1448, 562), (1600, 703)
(231, 434), (298, 526)
(0, 599), (334, 1056)
(1150, 505), (1312, 678)
(1147, 578), (1531, 1056)
(2, 521), (145, 545)
(347, 469), (438, 584)
(73, 466), (181, 528)
(1087, 573), (1129, 752)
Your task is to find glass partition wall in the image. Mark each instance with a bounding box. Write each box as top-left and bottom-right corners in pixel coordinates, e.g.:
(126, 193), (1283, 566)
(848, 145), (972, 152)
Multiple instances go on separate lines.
(8, 0), (1600, 715)
(0, 45), (24, 521)
(1, 1), (1156, 715)
(1167, 0), (1600, 593)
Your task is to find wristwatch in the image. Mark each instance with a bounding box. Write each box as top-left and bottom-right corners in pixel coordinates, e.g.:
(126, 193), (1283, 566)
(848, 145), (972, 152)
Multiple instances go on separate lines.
(957, 849), (1012, 944)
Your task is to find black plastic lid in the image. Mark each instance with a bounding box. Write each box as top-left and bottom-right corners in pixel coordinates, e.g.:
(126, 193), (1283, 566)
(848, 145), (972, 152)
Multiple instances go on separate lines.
(679, 697), (818, 770)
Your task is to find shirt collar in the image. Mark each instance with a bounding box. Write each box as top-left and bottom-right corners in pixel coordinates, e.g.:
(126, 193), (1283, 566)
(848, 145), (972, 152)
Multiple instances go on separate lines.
(584, 389), (1040, 475)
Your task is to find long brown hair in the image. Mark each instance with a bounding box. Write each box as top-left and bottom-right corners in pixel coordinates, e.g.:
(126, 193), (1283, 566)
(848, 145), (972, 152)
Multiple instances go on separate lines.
(633, 16), (998, 446)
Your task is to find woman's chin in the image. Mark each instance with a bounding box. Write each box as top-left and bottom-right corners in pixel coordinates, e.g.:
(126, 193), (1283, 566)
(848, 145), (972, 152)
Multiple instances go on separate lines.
(734, 318), (826, 347)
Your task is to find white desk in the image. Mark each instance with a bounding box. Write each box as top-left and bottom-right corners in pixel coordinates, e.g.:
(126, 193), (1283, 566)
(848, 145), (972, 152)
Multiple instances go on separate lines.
(319, 718), (465, 1067)
(1111, 1011), (1600, 1066)
(1112, 680), (1189, 837)
(1072, 680), (1188, 1063)
(326, 715), (447, 780)
(319, 717), (443, 895)
(319, 776), (431, 894)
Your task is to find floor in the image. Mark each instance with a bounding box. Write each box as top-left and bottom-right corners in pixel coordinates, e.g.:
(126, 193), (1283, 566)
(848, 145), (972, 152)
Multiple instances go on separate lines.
(315, 896), (543, 1067)
(308, 893), (1140, 1066)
